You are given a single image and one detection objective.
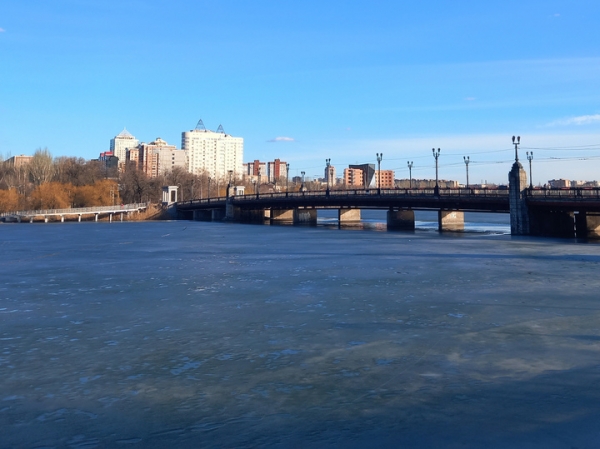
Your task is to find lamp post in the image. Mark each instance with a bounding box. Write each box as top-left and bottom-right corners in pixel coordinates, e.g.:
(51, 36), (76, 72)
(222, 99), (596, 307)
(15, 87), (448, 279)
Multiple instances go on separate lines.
(376, 153), (383, 194)
(258, 168), (262, 195)
(253, 179), (258, 198)
(526, 151), (533, 188)
(286, 163), (290, 193)
(301, 171), (305, 192)
(325, 159), (331, 195)
(463, 156), (470, 189)
(512, 135), (521, 162)
(227, 170), (233, 199)
(432, 148), (441, 195)
(407, 161), (413, 189)
(208, 177), (211, 199)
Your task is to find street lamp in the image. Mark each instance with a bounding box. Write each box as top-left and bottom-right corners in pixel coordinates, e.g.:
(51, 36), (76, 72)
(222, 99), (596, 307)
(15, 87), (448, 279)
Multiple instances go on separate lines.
(208, 176), (211, 199)
(432, 148), (441, 195)
(512, 135), (521, 162)
(286, 163), (290, 193)
(376, 153), (383, 194)
(463, 156), (470, 189)
(526, 151), (533, 188)
(227, 170), (233, 199)
(301, 171), (305, 192)
(325, 159), (331, 195)
(253, 179), (258, 198)
(407, 161), (413, 189)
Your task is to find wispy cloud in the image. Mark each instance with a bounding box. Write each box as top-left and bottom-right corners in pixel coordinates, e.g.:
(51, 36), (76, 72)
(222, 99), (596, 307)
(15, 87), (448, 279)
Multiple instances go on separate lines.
(0, 28), (6, 33)
(546, 114), (600, 127)
(267, 136), (295, 142)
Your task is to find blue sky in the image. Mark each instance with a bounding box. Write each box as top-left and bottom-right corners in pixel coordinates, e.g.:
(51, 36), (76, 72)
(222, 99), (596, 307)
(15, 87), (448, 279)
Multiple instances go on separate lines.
(1, 0), (600, 184)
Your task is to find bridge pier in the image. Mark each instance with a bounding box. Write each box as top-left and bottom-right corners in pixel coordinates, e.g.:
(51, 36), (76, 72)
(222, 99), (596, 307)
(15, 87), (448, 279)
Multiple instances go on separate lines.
(438, 210), (464, 232)
(95, 213), (99, 222)
(109, 213), (113, 223)
(78, 214), (82, 222)
(576, 212), (600, 239)
(294, 208), (317, 225)
(387, 209), (415, 230)
(271, 209), (294, 223)
(509, 162), (530, 235)
(44, 216), (48, 223)
(339, 208), (361, 223)
(30, 217), (33, 223)
(60, 215), (64, 223)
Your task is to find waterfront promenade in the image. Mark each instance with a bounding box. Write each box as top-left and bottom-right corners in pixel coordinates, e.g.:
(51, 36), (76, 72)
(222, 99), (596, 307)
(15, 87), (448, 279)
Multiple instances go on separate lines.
(0, 203), (148, 223)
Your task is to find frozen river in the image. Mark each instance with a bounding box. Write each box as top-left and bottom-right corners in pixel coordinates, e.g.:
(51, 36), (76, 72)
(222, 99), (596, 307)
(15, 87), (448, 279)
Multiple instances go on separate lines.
(1, 218), (600, 448)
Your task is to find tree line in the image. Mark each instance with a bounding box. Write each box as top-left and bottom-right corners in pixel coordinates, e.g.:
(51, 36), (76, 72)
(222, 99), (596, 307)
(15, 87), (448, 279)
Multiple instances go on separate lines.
(0, 148), (256, 213)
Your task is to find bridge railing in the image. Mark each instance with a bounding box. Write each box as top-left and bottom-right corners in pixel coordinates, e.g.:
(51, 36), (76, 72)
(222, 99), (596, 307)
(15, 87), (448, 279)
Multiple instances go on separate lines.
(0, 203), (148, 218)
(176, 188), (511, 206)
(525, 187), (600, 200)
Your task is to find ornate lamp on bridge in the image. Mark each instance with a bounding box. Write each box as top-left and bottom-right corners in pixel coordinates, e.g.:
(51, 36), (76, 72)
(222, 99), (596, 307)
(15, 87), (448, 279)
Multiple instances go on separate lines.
(512, 135), (521, 162)
(376, 153), (383, 195)
(407, 161), (413, 189)
(286, 163), (290, 192)
(432, 148), (441, 195)
(301, 171), (305, 192)
(253, 179), (258, 199)
(227, 170), (233, 199)
(463, 156), (470, 188)
(526, 151), (533, 188)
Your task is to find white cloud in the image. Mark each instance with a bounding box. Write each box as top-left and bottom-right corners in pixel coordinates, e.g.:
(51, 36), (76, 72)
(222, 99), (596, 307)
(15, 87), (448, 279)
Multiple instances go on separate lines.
(546, 114), (600, 127)
(464, 97), (476, 101)
(0, 28), (5, 33)
(267, 136), (295, 142)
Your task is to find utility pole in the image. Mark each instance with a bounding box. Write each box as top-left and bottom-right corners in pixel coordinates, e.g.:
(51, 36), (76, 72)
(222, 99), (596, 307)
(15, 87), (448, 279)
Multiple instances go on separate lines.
(463, 156), (470, 188)
(407, 161), (413, 189)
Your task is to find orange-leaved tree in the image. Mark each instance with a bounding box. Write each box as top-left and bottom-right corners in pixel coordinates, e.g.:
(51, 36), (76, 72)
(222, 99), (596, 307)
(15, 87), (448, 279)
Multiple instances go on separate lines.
(0, 188), (23, 213)
(29, 182), (73, 210)
(72, 180), (119, 207)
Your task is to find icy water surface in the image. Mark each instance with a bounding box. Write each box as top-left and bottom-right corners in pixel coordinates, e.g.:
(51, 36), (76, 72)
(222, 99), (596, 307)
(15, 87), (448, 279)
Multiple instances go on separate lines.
(1, 221), (600, 448)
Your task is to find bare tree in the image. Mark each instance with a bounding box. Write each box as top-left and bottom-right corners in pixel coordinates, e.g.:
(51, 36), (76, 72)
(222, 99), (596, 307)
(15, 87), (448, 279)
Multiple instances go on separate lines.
(28, 148), (54, 186)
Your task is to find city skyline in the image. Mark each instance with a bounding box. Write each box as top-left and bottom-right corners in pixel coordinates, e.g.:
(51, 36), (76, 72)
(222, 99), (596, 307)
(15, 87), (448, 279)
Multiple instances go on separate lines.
(1, 1), (600, 185)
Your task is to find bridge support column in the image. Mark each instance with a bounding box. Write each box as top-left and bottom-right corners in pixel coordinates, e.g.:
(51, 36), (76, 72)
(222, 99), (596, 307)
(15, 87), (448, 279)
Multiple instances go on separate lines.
(78, 215), (82, 222)
(438, 210), (464, 232)
(529, 209), (575, 238)
(120, 213), (123, 222)
(95, 213), (99, 222)
(339, 208), (361, 223)
(30, 217), (33, 223)
(294, 208), (317, 225)
(271, 209), (294, 223)
(60, 215), (64, 223)
(576, 212), (600, 239)
(109, 213), (113, 223)
(44, 216), (48, 223)
(387, 209), (415, 230)
(508, 162), (530, 235)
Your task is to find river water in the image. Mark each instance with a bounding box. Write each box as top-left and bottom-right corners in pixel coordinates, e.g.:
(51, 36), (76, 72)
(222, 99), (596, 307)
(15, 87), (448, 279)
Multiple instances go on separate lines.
(2, 215), (600, 448)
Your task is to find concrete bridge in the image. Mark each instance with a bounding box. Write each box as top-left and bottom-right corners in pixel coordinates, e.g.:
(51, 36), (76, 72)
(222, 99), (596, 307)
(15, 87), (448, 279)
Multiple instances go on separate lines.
(0, 203), (148, 223)
(177, 172), (600, 238)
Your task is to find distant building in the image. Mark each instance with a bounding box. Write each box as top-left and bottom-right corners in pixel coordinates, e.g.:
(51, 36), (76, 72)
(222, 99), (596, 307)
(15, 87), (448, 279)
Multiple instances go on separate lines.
(344, 168), (364, 187)
(110, 128), (139, 168)
(243, 160), (267, 183)
(128, 137), (184, 178)
(324, 165), (336, 185)
(4, 155), (33, 168)
(374, 170), (395, 189)
(268, 159), (288, 183)
(548, 179), (571, 188)
(98, 151), (119, 172)
(182, 120), (243, 180)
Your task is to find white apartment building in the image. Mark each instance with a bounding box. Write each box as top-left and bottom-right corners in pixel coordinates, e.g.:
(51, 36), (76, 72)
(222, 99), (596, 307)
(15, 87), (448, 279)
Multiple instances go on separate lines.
(110, 128), (139, 164)
(182, 120), (243, 180)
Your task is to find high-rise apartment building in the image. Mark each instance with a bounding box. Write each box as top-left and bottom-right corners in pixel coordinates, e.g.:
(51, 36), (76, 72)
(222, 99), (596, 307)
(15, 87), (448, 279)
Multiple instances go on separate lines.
(267, 159), (288, 183)
(182, 120), (243, 180)
(110, 128), (139, 165)
(127, 138), (185, 178)
(343, 168), (364, 187)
